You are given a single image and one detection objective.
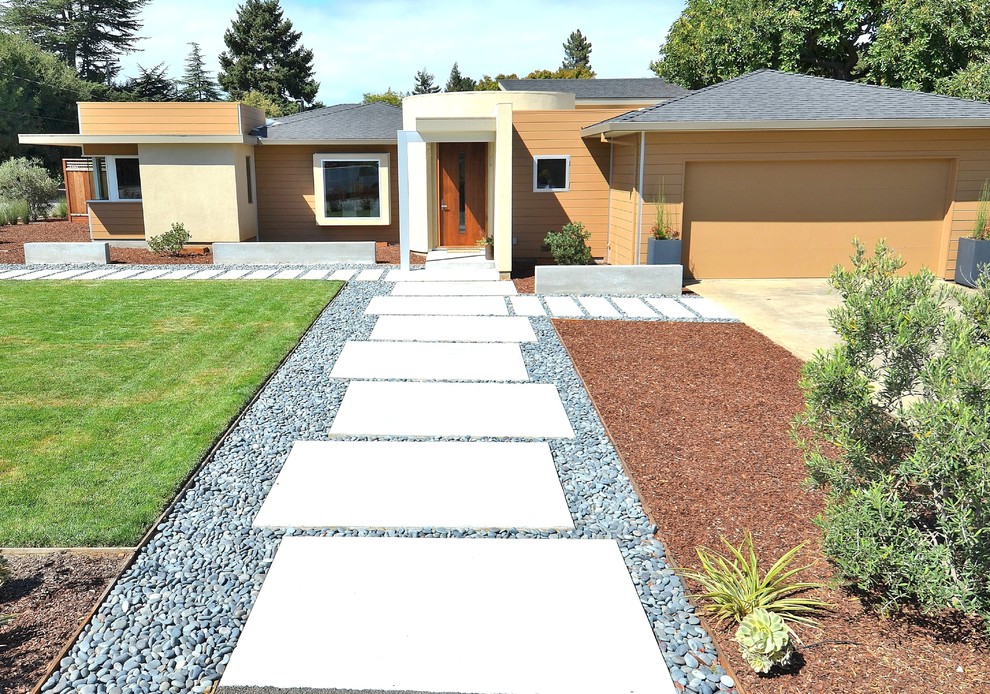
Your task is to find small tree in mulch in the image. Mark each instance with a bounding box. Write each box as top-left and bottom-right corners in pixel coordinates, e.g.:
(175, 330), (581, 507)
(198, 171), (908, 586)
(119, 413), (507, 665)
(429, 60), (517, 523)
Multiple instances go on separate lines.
(544, 221), (592, 265)
(147, 222), (191, 256)
(794, 239), (990, 631)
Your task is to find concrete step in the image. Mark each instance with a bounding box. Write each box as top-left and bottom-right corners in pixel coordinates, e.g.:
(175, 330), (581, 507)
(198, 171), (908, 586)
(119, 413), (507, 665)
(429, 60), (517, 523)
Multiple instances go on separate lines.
(369, 315), (537, 342)
(425, 249), (496, 271)
(366, 295), (509, 316)
(329, 341), (529, 381)
(390, 280), (517, 296)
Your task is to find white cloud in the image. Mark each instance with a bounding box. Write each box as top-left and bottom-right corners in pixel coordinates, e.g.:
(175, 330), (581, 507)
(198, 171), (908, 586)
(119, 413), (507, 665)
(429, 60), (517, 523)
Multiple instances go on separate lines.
(119, 0), (684, 104)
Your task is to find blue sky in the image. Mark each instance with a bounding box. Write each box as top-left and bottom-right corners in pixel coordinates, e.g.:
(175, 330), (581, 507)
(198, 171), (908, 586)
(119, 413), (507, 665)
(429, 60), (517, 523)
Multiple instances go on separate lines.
(118, 0), (686, 104)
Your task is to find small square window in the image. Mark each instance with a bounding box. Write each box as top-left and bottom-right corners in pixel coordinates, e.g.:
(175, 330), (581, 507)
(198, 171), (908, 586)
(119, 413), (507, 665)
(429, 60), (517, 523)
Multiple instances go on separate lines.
(534, 155), (569, 192)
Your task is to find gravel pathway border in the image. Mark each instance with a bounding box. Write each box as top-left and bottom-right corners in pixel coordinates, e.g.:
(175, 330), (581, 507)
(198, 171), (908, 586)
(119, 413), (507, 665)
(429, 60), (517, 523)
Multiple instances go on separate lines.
(39, 278), (734, 694)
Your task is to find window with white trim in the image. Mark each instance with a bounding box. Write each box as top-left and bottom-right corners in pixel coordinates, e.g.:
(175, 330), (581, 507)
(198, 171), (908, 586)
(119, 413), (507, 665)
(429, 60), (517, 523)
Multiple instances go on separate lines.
(90, 155), (142, 201)
(313, 153), (390, 226)
(533, 155), (570, 192)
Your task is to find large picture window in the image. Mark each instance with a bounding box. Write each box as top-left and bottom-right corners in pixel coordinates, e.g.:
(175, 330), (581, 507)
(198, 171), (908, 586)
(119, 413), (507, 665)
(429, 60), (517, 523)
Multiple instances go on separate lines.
(90, 155), (142, 202)
(313, 153), (390, 226)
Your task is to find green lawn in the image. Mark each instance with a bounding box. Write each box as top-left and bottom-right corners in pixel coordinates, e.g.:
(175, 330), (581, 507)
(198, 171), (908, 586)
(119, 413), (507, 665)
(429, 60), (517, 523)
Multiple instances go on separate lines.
(0, 280), (341, 547)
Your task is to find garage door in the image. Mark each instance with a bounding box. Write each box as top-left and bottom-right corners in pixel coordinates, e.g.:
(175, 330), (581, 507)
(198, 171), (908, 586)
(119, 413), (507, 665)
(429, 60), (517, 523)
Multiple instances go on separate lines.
(682, 159), (951, 278)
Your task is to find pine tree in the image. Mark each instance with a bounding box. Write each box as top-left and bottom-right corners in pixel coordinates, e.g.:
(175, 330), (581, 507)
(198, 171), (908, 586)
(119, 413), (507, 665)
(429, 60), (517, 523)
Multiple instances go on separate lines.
(562, 29), (592, 71)
(0, 0), (150, 84)
(218, 0), (319, 108)
(125, 62), (177, 101)
(412, 68), (440, 95)
(444, 62), (476, 92)
(178, 42), (221, 101)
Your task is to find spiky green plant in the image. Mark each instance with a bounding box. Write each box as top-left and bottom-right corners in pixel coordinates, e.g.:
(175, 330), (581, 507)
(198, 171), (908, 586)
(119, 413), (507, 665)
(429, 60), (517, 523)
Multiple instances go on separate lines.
(680, 532), (830, 627)
(974, 179), (990, 241)
(735, 608), (794, 673)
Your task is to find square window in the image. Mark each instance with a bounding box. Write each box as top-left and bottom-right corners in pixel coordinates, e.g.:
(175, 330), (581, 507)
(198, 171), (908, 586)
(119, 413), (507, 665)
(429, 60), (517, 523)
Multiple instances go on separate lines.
(313, 153), (390, 226)
(114, 158), (142, 200)
(534, 156), (569, 192)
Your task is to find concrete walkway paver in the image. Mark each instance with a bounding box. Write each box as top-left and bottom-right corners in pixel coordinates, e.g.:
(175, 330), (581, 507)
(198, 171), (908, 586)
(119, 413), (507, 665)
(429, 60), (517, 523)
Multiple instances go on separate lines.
(613, 297), (659, 318)
(510, 295), (547, 316)
(545, 296), (584, 317)
(391, 280), (517, 296)
(369, 315), (537, 343)
(330, 341), (529, 381)
(366, 295), (509, 316)
(578, 296), (621, 318)
(645, 297), (695, 319)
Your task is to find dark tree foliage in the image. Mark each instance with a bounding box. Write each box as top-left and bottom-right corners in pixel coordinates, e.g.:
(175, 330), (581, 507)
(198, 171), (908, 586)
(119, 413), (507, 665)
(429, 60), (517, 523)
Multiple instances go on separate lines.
(178, 42), (221, 101)
(218, 0), (319, 108)
(0, 0), (149, 84)
(412, 68), (440, 94)
(125, 62), (177, 101)
(561, 29), (592, 71)
(444, 62), (476, 92)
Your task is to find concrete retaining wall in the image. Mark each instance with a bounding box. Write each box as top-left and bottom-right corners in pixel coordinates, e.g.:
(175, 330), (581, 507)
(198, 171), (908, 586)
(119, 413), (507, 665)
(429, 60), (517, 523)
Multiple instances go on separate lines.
(24, 242), (110, 265)
(535, 264), (683, 296)
(213, 242), (376, 265)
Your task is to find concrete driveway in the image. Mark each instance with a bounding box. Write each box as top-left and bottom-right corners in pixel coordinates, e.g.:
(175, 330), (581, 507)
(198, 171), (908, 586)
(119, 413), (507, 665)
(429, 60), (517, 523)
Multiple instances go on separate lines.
(689, 279), (842, 362)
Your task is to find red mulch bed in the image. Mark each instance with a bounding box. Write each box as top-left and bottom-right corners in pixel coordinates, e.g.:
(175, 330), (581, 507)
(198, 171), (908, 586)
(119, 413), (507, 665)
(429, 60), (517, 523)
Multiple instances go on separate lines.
(375, 242), (427, 265)
(554, 319), (990, 694)
(0, 551), (130, 693)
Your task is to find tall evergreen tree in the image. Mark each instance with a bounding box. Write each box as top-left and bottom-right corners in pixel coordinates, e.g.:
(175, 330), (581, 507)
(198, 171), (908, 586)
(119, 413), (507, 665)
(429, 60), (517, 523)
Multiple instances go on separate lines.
(178, 42), (221, 101)
(0, 0), (149, 84)
(412, 68), (440, 94)
(561, 29), (592, 71)
(444, 62), (476, 92)
(125, 62), (177, 101)
(218, 0), (319, 108)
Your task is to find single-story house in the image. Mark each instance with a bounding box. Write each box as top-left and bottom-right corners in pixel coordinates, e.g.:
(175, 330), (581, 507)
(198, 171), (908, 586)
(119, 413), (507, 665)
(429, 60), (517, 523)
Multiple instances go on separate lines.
(20, 70), (990, 279)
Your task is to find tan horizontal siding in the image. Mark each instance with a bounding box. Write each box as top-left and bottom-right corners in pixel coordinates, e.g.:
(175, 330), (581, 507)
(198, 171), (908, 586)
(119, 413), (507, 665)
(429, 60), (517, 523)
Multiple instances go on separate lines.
(79, 102), (245, 136)
(88, 201), (144, 239)
(254, 144), (400, 243)
(81, 144), (139, 156)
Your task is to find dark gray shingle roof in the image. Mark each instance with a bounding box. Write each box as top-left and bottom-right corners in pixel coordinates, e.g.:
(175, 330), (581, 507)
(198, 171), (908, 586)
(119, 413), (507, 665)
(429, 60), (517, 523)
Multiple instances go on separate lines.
(597, 70), (990, 128)
(499, 77), (689, 100)
(252, 102), (401, 141)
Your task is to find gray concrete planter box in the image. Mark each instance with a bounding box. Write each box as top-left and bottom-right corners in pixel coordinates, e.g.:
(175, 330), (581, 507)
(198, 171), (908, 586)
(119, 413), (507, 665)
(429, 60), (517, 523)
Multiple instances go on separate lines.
(954, 237), (990, 288)
(646, 238), (682, 265)
(24, 242), (110, 265)
(213, 241), (376, 265)
(535, 264), (683, 296)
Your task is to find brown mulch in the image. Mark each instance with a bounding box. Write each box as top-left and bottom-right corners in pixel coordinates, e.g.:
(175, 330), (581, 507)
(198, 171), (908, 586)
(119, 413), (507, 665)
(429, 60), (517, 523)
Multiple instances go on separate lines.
(554, 319), (990, 694)
(375, 242), (427, 265)
(0, 550), (130, 693)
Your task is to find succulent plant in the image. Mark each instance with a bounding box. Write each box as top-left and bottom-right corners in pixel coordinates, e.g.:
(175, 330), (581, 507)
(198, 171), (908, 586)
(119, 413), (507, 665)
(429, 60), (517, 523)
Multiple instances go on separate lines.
(735, 607), (794, 674)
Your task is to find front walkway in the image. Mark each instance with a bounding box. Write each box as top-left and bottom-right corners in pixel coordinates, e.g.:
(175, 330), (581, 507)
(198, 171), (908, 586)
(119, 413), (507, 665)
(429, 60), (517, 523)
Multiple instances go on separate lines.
(36, 267), (737, 694)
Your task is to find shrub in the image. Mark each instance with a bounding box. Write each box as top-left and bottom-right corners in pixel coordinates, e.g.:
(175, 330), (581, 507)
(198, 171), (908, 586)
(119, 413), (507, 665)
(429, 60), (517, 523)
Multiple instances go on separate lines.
(0, 199), (30, 226)
(651, 178), (679, 240)
(147, 222), (191, 256)
(0, 158), (60, 220)
(680, 531), (829, 627)
(974, 179), (990, 241)
(544, 221), (592, 265)
(794, 239), (990, 628)
(52, 197), (68, 220)
(735, 608), (794, 674)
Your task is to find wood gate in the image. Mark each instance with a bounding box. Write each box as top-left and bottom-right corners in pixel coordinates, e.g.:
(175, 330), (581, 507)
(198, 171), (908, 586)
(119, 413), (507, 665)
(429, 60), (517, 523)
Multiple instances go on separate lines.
(62, 158), (93, 221)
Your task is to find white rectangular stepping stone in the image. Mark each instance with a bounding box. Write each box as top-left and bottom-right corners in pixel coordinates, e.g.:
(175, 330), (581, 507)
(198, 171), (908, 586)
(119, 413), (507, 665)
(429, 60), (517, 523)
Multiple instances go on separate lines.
(128, 268), (171, 280)
(100, 268), (145, 280)
(391, 281), (516, 296)
(270, 268), (303, 279)
(510, 295), (547, 316)
(645, 297), (695, 319)
(680, 295), (737, 320)
(298, 268), (330, 280)
(12, 268), (62, 280)
(156, 268), (198, 279)
(213, 269), (251, 280)
(330, 341), (528, 381)
(0, 268), (33, 279)
(545, 296), (584, 317)
(37, 268), (91, 280)
(578, 296), (621, 318)
(186, 269), (225, 280)
(366, 295), (508, 316)
(330, 381), (574, 438)
(68, 268), (118, 280)
(369, 315), (537, 343)
(329, 268), (356, 280)
(355, 268), (383, 281)
(219, 536), (674, 694)
(386, 268), (500, 282)
(253, 441), (573, 529)
(243, 269), (277, 279)
(613, 297), (658, 318)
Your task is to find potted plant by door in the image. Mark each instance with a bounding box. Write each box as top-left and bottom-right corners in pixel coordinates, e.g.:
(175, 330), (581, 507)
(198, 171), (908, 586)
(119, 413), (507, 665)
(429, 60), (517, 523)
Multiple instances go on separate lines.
(955, 179), (990, 287)
(646, 179), (681, 265)
(477, 234), (494, 260)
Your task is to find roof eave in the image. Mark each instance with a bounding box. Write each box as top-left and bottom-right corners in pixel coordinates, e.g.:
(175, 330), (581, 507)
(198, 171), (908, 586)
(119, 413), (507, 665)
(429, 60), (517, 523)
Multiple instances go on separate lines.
(257, 137), (397, 145)
(583, 117), (990, 138)
(19, 134), (259, 146)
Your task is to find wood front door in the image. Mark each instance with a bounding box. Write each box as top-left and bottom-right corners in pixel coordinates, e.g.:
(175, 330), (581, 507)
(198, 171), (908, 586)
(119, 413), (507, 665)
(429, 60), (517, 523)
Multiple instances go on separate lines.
(438, 142), (487, 247)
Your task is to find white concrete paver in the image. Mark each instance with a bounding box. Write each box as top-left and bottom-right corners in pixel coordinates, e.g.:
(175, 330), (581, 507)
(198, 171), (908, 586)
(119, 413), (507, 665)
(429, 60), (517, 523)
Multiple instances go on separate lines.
(329, 268), (356, 280)
(331, 341), (528, 381)
(12, 268), (62, 280)
(366, 295), (509, 316)
(242, 269), (278, 279)
(100, 269), (146, 280)
(645, 297), (695, 319)
(253, 441), (573, 529)
(155, 268), (199, 280)
(355, 268), (384, 281)
(613, 297), (659, 318)
(680, 295), (737, 320)
(545, 296), (584, 317)
(219, 536), (674, 694)
(369, 315), (537, 342)
(270, 269), (304, 279)
(213, 269), (252, 280)
(386, 268), (500, 282)
(298, 269), (330, 280)
(0, 268), (33, 279)
(329, 381), (574, 438)
(390, 281), (516, 296)
(128, 269), (172, 280)
(510, 295), (547, 316)
(36, 268), (92, 279)
(578, 296), (621, 318)
(68, 268), (119, 280)
(187, 269), (226, 280)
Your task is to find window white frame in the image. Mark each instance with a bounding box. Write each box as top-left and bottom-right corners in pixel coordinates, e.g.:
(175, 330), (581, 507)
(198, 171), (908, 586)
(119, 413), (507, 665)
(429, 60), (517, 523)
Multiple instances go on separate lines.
(313, 153), (390, 226)
(92, 155), (142, 202)
(533, 154), (570, 192)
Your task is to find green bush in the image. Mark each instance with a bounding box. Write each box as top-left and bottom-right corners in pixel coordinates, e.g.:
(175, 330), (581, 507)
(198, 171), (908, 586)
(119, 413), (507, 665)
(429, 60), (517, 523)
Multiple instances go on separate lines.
(147, 222), (191, 256)
(544, 221), (592, 265)
(794, 239), (990, 628)
(52, 197), (68, 220)
(0, 157), (60, 220)
(0, 199), (30, 226)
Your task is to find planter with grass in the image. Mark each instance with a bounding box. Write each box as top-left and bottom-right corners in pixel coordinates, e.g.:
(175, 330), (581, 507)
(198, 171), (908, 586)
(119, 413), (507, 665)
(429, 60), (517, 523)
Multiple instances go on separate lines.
(955, 179), (990, 287)
(646, 178), (682, 265)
